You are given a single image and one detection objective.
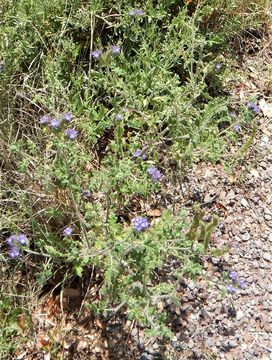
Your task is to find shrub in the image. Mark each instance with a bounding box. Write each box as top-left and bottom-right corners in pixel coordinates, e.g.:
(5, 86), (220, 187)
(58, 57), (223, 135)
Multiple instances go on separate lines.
(0, 0), (269, 352)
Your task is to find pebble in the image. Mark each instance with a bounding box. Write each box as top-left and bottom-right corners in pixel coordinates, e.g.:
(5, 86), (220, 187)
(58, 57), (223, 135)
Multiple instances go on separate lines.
(241, 232), (251, 242)
(211, 257), (221, 266)
(229, 340), (237, 349)
(224, 354), (234, 360)
(259, 261), (267, 269)
(188, 339), (194, 349)
(141, 353), (153, 360)
(261, 135), (269, 144)
(228, 189), (236, 199)
(187, 282), (196, 290)
(241, 198), (249, 207)
(250, 169), (259, 178)
(263, 252), (271, 262)
(260, 161), (268, 168)
(263, 302), (271, 310)
(264, 214), (272, 221)
(236, 310), (244, 321)
(205, 338), (215, 347)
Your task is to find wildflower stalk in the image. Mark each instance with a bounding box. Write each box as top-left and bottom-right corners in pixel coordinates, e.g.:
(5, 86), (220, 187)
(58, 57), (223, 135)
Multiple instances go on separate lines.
(231, 122), (257, 166)
(61, 150), (91, 248)
(116, 119), (124, 156)
(186, 204), (203, 244)
(203, 215), (219, 253)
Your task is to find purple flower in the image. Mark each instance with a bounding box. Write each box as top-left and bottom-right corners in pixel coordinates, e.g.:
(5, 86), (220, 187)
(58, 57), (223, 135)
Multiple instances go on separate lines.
(247, 102), (260, 114)
(81, 190), (92, 201)
(7, 234), (28, 246)
(115, 113), (124, 121)
(233, 123), (241, 133)
(215, 63), (223, 71)
(147, 166), (163, 182)
(63, 227), (73, 236)
(238, 278), (246, 289)
(133, 149), (147, 160)
(17, 234), (28, 245)
(228, 270), (238, 282)
(112, 45), (121, 54)
(65, 128), (78, 140)
(129, 8), (144, 16)
(8, 246), (20, 259)
(6, 235), (18, 246)
(132, 217), (150, 232)
(226, 285), (236, 294)
(134, 8), (144, 15)
(40, 115), (50, 125)
(91, 50), (102, 59)
(63, 113), (73, 122)
(50, 118), (61, 129)
(252, 105), (260, 114)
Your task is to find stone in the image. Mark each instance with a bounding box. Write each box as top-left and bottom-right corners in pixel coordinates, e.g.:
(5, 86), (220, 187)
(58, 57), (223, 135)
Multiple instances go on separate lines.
(205, 338), (215, 347)
(236, 310), (244, 321)
(211, 257), (221, 266)
(229, 340), (237, 348)
(241, 198), (249, 207)
(261, 135), (269, 144)
(263, 252), (271, 262)
(187, 282), (196, 290)
(263, 302), (270, 310)
(264, 214), (272, 221)
(241, 232), (250, 242)
(188, 339), (194, 349)
(250, 169), (259, 178)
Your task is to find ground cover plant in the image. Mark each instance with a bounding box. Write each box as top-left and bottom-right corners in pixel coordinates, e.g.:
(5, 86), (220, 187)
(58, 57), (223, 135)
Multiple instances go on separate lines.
(0, 0), (271, 358)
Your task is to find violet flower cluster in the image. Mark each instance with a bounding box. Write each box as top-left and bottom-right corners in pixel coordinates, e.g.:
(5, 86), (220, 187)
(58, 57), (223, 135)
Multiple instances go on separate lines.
(133, 149), (147, 160)
(39, 113), (78, 140)
(115, 113), (124, 121)
(6, 234), (28, 259)
(132, 217), (150, 232)
(247, 102), (260, 115)
(128, 8), (144, 16)
(147, 166), (163, 182)
(226, 270), (246, 293)
(233, 123), (241, 133)
(115, 107), (128, 121)
(63, 227), (73, 237)
(111, 45), (121, 54)
(229, 111), (241, 133)
(91, 45), (121, 60)
(215, 63), (223, 71)
(91, 50), (102, 59)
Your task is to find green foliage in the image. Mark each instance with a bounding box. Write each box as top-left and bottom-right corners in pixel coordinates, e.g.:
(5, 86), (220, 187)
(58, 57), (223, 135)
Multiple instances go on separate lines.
(0, 0), (267, 352)
(0, 296), (29, 358)
(186, 205), (219, 253)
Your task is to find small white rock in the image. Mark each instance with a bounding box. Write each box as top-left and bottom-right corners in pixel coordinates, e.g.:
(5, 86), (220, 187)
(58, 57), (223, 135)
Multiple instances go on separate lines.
(263, 252), (271, 262)
(250, 169), (259, 178)
(261, 135), (269, 143)
(236, 310), (244, 321)
(241, 198), (249, 207)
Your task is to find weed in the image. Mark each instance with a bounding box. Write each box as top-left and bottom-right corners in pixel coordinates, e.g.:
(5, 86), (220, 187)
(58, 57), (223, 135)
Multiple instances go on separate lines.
(0, 0), (270, 355)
